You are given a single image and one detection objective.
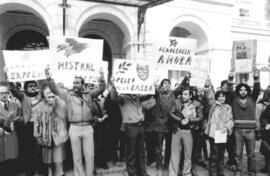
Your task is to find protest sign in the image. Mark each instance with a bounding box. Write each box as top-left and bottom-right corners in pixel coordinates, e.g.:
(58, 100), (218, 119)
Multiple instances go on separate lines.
(112, 59), (155, 94)
(190, 55), (211, 87)
(232, 40), (256, 73)
(3, 50), (49, 82)
(50, 36), (105, 86)
(155, 37), (197, 71)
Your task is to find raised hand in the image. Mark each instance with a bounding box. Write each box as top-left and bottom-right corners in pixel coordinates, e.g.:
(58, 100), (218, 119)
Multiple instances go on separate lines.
(253, 70), (259, 81)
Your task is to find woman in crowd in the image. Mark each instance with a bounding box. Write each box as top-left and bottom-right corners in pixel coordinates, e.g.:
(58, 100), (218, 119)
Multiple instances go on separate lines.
(204, 79), (234, 176)
(33, 83), (68, 176)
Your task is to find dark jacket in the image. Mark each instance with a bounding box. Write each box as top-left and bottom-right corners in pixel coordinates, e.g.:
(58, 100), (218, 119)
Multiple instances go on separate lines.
(170, 98), (203, 132)
(153, 77), (189, 133)
(0, 101), (21, 162)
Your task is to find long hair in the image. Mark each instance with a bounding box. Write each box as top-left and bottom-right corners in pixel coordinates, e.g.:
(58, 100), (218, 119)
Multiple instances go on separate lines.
(235, 83), (251, 97)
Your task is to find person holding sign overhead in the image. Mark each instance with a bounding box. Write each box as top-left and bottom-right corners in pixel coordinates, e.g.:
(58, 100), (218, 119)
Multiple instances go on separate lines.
(227, 70), (260, 176)
(7, 68), (54, 176)
(108, 80), (152, 176)
(204, 77), (234, 176)
(57, 70), (106, 176)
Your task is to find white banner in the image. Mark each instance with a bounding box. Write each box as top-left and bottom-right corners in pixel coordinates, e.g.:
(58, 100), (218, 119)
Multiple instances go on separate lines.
(112, 59), (155, 94)
(49, 36), (105, 86)
(190, 55), (211, 88)
(155, 37), (197, 71)
(3, 50), (49, 82)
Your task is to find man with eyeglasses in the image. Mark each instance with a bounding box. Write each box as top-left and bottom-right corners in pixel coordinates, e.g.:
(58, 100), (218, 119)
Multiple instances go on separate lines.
(0, 81), (21, 176)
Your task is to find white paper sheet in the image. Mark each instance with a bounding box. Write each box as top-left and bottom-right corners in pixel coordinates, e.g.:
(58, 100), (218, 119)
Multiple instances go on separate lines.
(214, 130), (227, 144)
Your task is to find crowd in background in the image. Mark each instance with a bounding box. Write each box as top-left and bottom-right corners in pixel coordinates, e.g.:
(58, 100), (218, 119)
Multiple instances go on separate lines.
(0, 68), (270, 176)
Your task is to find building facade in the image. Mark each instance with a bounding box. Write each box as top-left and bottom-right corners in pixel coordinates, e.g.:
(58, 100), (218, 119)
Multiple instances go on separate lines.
(0, 0), (270, 88)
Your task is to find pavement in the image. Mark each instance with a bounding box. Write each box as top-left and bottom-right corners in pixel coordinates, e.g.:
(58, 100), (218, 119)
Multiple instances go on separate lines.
(17, 141), (269, 176)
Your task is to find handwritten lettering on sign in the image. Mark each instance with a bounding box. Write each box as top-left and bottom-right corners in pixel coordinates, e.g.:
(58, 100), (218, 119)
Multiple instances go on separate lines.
(112, 59), (155, 94)
(3, 50), (49, 82)
(155, 37), (197, 71)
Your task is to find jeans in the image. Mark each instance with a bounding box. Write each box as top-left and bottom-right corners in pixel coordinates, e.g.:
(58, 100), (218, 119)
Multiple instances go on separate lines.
(169, 130), (193, 176)
(69, 124), (94, 176)
(234, 129), (256, 174)
(125, 123), (147, 176)
(209, 138), (226, 176)
(155, 132), (171, 169)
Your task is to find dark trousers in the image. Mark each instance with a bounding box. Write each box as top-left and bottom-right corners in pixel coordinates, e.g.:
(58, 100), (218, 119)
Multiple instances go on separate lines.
(197, 131), (208, 161)
(266, 156), (270, 175)
(21, 122), (43, 176)
(120, 131), (126, 161)
(94, 124), (109, 166)
(192, 130), (201, 166)
(226, 133), (236, 165)
(209, 138), (226, 176)
(155, 132), (171, 169)
(125, 123), (147, 176)
(0, 159), (18, 176)
(145, 131), (156, 164)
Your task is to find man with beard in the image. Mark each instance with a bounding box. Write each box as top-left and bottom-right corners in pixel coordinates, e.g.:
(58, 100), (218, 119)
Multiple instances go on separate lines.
(59, 72), (106, 176)
(229, 71), (260, 176)
(10, 78), (52, 176)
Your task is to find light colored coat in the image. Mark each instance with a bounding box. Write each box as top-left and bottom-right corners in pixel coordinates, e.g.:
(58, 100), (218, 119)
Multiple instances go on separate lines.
(204, 88), (234, 139)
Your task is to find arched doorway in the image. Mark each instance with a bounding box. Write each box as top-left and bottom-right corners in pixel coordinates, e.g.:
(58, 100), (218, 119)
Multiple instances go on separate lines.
(79, 18), (126, 80)
(6, 30), (49, 50)
(168, 20), (210, 85)
(83, 33), (113, 77)
(0, 2), (50, 80)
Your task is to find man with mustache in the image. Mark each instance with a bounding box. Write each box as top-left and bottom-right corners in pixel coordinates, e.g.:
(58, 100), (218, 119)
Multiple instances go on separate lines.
(58, 71), (106, 176)
(228, 71), (260, 176)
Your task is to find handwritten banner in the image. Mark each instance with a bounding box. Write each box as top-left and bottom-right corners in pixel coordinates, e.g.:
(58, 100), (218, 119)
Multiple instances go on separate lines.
(232, 40), (256, 73)
(190, 55), (211, 88)
(112, 59), (155, 94)
(155, 37), (197, 71)
(50, 36), (105, 86)
(3, 50), (49, 82)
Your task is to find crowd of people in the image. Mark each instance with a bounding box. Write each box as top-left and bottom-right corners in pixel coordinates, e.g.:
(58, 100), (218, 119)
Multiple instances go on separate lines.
(0, 68), (270, 176)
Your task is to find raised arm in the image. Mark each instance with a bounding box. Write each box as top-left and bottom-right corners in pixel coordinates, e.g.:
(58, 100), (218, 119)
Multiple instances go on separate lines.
(108, 83), (124, 104)
(90, 74), (106, 99)
(173, 74), (190, 97)
(252, 70), (260, 101)
(203, 77), (215, 107)
(9, 82), (24, 101)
